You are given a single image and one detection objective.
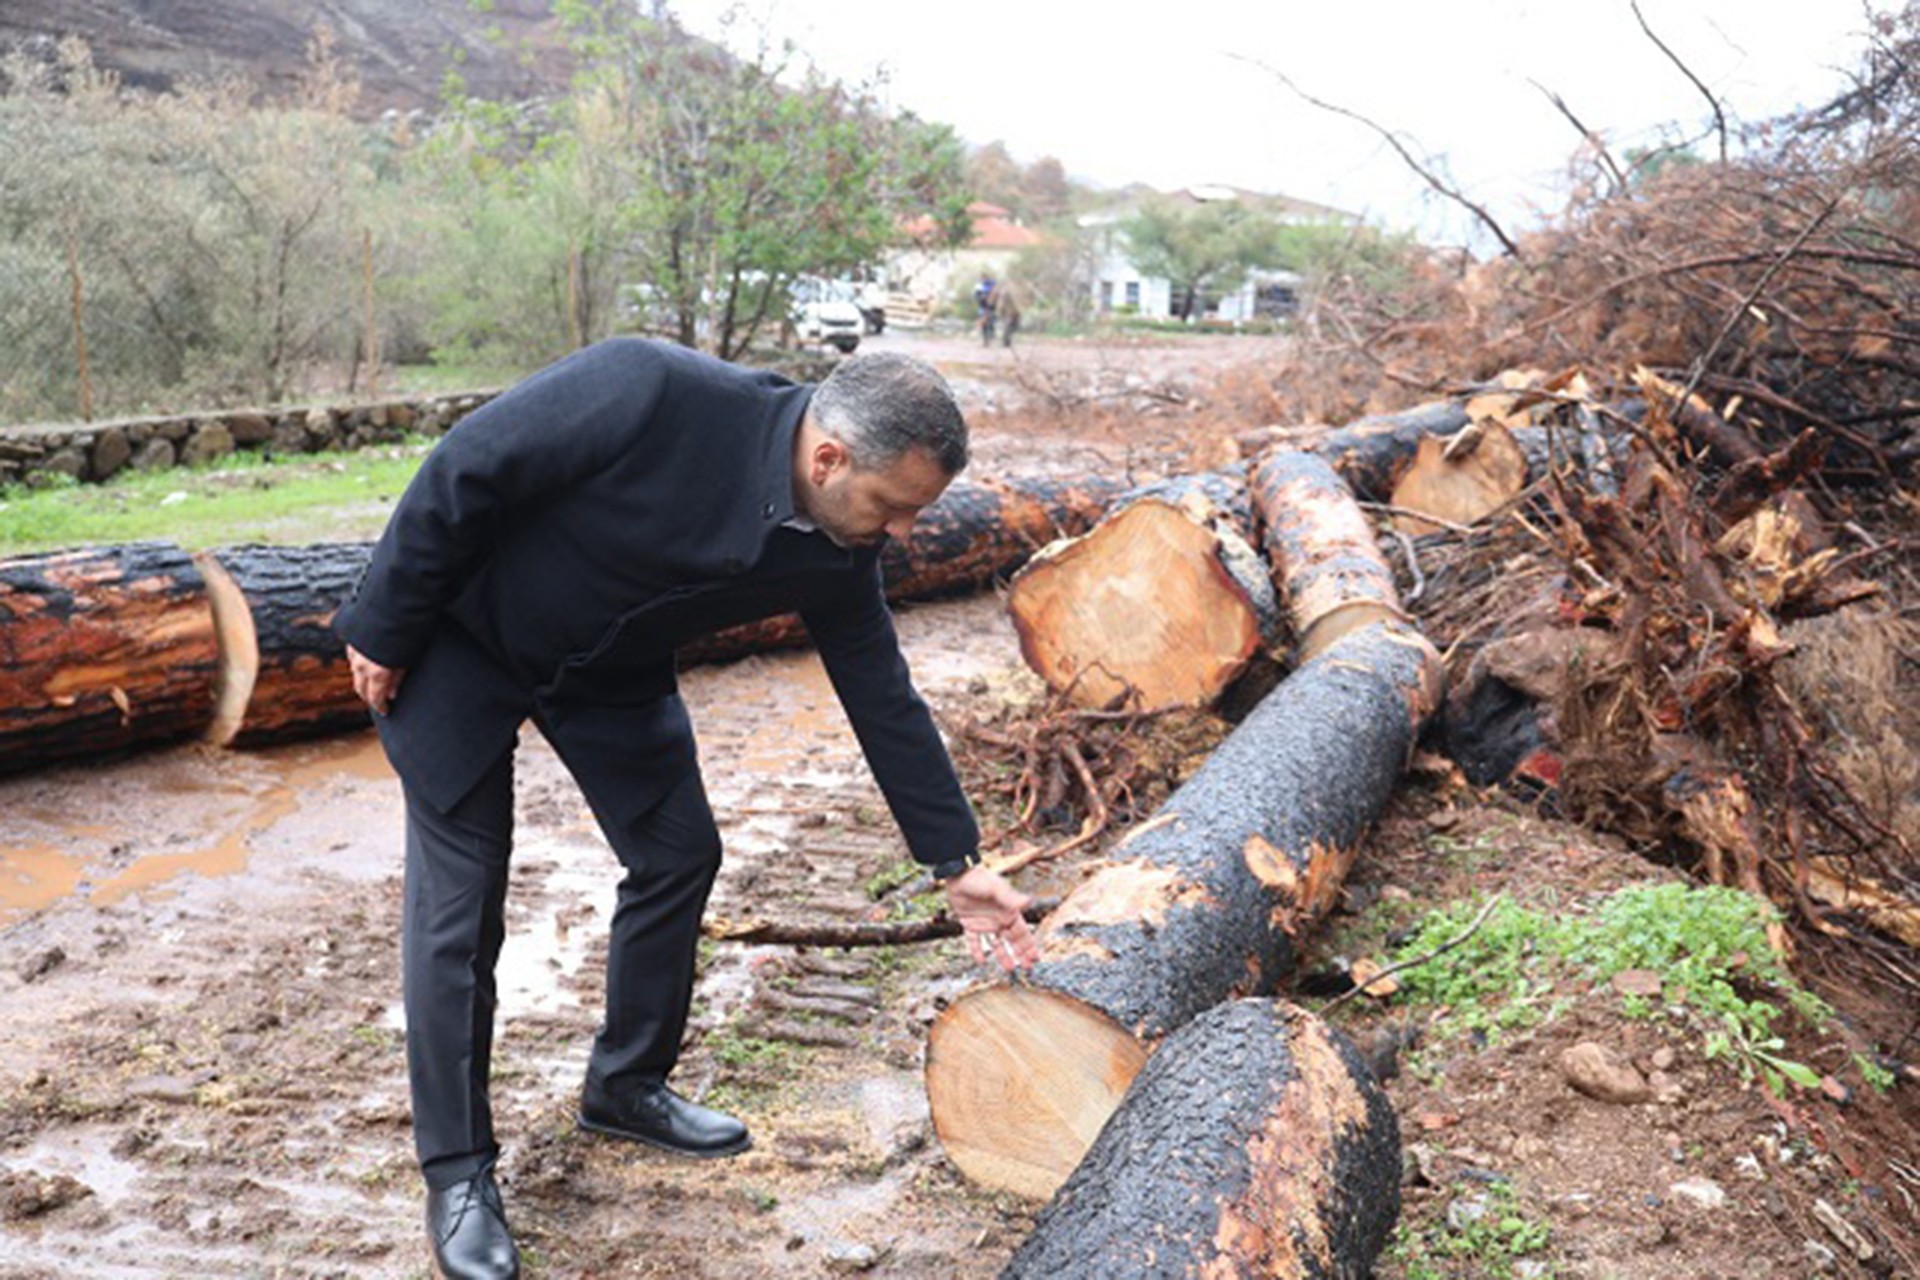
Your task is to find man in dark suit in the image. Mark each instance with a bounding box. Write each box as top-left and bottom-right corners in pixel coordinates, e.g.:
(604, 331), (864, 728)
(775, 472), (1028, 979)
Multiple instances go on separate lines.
(334, 338), (1038, 1280)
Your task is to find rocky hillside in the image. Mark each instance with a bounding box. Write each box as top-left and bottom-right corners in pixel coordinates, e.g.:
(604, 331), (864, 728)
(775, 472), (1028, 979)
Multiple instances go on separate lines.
(0, 0), (575, 114)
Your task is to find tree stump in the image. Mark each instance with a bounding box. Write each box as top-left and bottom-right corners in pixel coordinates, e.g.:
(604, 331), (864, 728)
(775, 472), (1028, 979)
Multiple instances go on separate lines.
(0, 543), (218, 772)
(1000, 999), (1401, 1280)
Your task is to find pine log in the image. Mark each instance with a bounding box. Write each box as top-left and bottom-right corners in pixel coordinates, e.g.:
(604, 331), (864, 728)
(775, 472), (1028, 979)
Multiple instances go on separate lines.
(48, 473), (1117, 759)
(1387, 421), (1530, 535)
(197, 543), (374, 747)
(1000, 999), (1400, 1280)
(1304, 400), (1469, 500)
(0, 543), (218, 773)
(1004, 471), (1279, 711)
(925, 621), (1441, 1199)
(1250, 450), (1407, 660)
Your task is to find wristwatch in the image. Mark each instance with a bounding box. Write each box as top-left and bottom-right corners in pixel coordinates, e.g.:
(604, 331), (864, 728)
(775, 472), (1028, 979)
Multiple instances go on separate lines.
(930, 851), (981, 883)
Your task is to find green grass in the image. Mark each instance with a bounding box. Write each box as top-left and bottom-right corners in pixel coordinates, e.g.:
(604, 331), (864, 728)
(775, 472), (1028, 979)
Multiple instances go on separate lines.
(1389, 1182), (1555, 1279)
(0, 443), (430, 555)
(1385, 882), (1866, 1098)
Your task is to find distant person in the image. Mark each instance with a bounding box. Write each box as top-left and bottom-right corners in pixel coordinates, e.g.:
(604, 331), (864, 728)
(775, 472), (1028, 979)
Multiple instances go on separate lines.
(974, 271), (997, 345)
(988, 279), (1022, 349)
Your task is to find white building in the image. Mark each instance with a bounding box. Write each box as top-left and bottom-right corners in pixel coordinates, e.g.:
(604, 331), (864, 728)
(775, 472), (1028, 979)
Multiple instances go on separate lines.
(1080, 184), (1358, 323)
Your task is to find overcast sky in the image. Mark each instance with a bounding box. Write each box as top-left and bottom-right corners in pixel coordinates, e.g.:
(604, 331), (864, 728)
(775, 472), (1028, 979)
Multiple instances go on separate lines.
(666, 0), (1889, 250)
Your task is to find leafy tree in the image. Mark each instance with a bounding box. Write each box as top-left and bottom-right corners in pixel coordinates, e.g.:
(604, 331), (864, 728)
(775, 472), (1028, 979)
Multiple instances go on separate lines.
(1119, 198), (1287, 320)
(542, 1), (970, 360)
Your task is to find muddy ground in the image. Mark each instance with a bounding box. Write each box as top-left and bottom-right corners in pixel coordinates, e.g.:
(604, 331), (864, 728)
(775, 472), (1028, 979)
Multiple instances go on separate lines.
(2, 330), (1916, 1278)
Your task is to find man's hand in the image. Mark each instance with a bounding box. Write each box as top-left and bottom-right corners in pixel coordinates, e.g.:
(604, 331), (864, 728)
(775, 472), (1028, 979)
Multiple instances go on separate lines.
(346, 644), (407, 716)
(945, 864), (1040, 971)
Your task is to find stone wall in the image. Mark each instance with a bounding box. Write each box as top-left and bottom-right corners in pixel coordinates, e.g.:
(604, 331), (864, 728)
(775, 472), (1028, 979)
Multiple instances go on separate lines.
(0, 391), (500, 490)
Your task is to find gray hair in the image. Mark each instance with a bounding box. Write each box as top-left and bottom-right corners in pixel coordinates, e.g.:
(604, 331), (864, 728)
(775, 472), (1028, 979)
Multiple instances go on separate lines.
(810, 352), (968, 475)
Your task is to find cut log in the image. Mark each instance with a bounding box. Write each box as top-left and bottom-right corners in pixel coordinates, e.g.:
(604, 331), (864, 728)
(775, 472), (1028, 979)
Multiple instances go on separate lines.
(197, 543), (375, 747)
(926, 621), (1441, 1199)
(1303, 400), (1470, 501)
(1251, 450), (1407, 660)
(1005, 471), (1278, 711)
(1000, 999), (1400, 1280)
(1387, 421), (1529, 535)
(0, 543), (218, 773)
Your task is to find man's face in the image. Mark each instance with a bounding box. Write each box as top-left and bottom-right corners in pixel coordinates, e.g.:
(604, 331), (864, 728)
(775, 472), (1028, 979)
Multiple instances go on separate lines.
(804, 442), (952, 548)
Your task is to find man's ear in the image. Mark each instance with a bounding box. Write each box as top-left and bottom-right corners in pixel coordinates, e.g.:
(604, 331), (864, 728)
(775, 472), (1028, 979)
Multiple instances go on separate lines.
(810, 437), (850, 486)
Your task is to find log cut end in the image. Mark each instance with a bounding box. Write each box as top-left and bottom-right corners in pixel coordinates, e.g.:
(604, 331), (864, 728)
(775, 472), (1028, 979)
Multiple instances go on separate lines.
(195, 552), (259, 748)
(926, 984), (1148, 1200)
(1007, 498), (1262, 711)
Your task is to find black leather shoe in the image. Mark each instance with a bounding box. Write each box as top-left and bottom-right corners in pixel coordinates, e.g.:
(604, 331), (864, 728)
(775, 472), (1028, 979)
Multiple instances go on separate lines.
(425, 1164), (519, 1280)
(578, 1077), (752, 1157)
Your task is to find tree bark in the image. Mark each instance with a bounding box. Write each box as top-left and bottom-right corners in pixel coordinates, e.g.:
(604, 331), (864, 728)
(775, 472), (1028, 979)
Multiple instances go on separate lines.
(0, 544), (218, 773)
(929, 448), (1439, 1200)
(926, 623), (1439, 1199)
(1005, 470), (1279, 711)
(1000, 999), (1401, 1280)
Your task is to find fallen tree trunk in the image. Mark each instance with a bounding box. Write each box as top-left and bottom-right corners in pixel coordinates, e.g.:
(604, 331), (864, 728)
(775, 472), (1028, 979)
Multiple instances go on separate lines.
(927, 623), (1440, 1198)
(930, 447), (1440, 1200)
(1005, 471), (1280, 711)
(0, 544), (218, 773)
(681, 474), (1126, 664)
(0, 475), (1121, 767)
(1000, 999), (1400, 1280)
(197, 544), (374, 747)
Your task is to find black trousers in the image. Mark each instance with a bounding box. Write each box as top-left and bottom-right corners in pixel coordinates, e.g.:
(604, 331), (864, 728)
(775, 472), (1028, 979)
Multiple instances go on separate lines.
(399, 714), (721, 1189)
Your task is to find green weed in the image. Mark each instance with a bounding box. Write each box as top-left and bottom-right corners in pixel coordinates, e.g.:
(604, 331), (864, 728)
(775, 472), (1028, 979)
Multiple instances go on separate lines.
(1386, 882), (1862, 1097)
(1389, 1182), (1555, 1279)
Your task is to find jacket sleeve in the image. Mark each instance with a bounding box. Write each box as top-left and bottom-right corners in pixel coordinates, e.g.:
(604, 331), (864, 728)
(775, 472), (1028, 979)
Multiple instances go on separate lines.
(801, 558), (981, 868)
(333, 342), (658, 668)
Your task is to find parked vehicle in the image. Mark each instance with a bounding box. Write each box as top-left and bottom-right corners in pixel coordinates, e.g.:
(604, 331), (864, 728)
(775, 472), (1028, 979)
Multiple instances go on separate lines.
(789, 277), (863, 354)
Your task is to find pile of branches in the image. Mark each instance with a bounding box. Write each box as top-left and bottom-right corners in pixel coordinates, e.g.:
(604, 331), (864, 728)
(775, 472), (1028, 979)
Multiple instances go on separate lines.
(952, 694), (1228, 874)
(1279, 4), (1920, 486)
(1392, 375), (1920, 1005)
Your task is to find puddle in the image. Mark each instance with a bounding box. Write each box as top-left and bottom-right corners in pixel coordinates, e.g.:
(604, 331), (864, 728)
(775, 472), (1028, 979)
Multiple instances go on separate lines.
(0, 733), (393, 928)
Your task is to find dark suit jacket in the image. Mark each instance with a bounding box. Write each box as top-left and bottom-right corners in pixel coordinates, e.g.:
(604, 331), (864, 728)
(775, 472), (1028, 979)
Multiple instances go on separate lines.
(332, 337), (979, 865)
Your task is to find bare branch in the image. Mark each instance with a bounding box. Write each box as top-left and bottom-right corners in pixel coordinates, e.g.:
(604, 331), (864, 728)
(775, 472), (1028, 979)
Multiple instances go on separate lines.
(1528, 78), (1629, 194)
(1234, 54), (1525, 259)
(1631, 0), (1728, 163)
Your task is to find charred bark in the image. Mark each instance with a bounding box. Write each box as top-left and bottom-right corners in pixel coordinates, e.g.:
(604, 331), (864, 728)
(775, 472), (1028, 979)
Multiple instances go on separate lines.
(1001, 999), (1400, 1280)
(198, 543), (374, 747)
(0, 543), (218, 772)
(926, 622), (1440, 1199)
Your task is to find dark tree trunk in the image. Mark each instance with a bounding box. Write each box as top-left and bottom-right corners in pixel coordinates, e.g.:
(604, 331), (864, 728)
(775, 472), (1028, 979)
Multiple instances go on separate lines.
(1001, 999), (1401, 1280)
(926, 623), (1439, 1198)
(0, 544), (217, 773)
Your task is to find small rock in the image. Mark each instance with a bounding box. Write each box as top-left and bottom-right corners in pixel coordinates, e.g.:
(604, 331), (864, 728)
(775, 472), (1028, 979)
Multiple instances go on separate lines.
(1734, 1153), (1765, 1181)
(823, 1241), (881, 1273)
(0, 1170), (93, 1222)
(1650, 1046), (1676, 1071)
(1379, 884), (1413, 903)
(1426, 809), (1462, 831)
(126, 1073), (202, 1104)
(1559, 1041), (1651, 1104)
(1669, 1177), (1727, 1210)
(1610, 968), (1663, 997)
(18, 945), (66, 983)
(1514, 1263), (1552, 1280)
(1647, 1070), (1686, 1104)
(180, 423), (235, 467)
(133, 437), (177, 472)
(1445, 1196), (1487, 1231)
